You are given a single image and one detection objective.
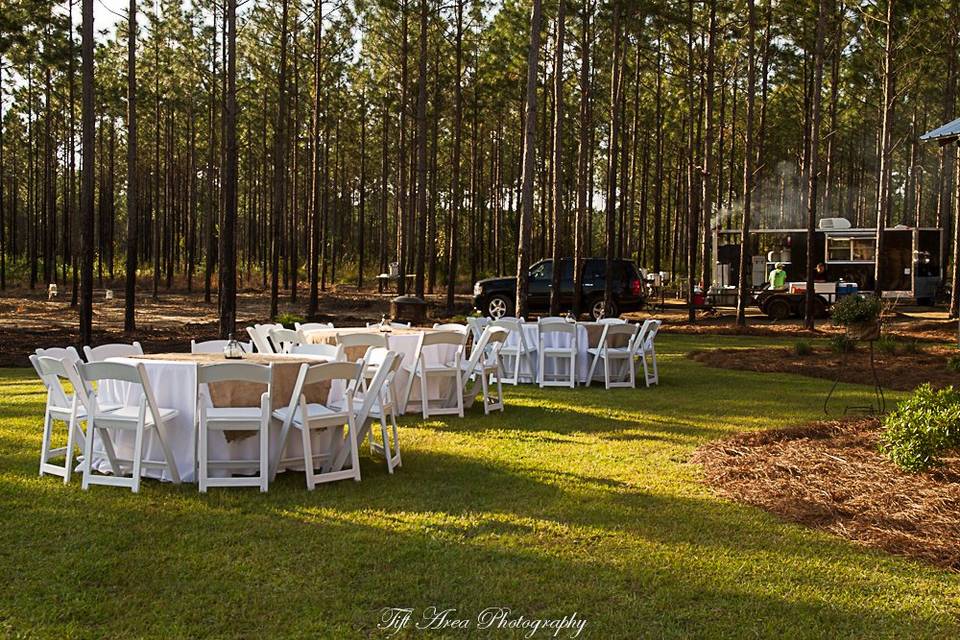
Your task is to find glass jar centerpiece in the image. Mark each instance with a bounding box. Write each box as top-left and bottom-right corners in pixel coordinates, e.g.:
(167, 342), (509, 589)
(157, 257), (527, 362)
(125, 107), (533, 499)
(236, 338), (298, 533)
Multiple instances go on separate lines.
(223, 333), (245, 359)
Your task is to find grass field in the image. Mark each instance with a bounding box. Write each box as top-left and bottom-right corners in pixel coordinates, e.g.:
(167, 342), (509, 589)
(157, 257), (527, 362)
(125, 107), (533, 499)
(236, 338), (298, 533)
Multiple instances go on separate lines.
(1, 335), (958, 638)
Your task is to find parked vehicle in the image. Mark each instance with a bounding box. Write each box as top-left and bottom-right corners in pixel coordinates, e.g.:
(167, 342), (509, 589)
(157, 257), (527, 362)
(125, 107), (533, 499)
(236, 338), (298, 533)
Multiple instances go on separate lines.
(472, 258), (646, 320)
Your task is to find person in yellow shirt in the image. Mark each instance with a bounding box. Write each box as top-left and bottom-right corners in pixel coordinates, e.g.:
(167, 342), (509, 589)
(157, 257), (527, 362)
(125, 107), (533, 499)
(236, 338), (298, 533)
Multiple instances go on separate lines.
(768, 262), (787, 289)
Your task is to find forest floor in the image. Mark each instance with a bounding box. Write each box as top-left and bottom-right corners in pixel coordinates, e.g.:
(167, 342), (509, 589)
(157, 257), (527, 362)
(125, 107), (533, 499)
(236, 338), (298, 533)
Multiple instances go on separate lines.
(692, 418), (960, 572)
(2, 333), (959, 637)
(1, 284), (956, 365)
(690, 343), (960, 392)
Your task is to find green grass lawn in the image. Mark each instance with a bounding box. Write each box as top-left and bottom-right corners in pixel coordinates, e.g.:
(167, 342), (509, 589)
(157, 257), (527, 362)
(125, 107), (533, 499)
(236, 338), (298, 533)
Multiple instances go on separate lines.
(1, 335), (958, 638)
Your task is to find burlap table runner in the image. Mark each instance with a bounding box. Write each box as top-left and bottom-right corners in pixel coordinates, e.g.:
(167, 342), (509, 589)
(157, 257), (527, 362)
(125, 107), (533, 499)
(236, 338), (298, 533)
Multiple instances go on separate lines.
(581, 323), (632, 349)
(304, 326), (437, 361)
(132, 353), (331, 442)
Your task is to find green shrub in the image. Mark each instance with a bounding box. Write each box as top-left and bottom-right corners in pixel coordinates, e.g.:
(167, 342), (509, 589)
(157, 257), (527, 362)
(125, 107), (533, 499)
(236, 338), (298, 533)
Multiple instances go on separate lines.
(793, 340), (813, 356)
(827, 334), (856, 354)
(831, 294), (882, 326)
(948, 355), (960, 372)
(876, 335), (898, 354)
(275, 312), (305, 329)
(879, 384), (960, 472)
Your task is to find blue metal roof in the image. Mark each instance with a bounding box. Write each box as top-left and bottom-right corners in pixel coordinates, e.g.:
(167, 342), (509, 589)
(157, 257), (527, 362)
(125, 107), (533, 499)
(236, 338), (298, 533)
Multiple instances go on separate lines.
(920, 117), (960, 143)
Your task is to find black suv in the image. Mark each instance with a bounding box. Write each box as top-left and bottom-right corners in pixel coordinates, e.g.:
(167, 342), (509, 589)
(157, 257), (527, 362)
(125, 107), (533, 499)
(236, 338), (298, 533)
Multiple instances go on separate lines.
(473, 257), (646, 320)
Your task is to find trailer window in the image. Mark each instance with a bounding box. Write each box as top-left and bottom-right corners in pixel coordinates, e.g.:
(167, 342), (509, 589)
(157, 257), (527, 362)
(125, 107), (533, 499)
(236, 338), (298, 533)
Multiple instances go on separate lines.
(851, 238), (875, 261)
(827, 236), (875, 262)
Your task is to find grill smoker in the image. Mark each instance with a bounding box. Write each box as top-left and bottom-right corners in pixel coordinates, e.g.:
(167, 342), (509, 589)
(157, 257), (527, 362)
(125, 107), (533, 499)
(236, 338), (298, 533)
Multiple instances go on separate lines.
(709, 217), (943, 319)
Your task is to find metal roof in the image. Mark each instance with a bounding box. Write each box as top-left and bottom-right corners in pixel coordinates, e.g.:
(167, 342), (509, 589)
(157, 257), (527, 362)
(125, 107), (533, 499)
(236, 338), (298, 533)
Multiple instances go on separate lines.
(920, 117), (960, 144)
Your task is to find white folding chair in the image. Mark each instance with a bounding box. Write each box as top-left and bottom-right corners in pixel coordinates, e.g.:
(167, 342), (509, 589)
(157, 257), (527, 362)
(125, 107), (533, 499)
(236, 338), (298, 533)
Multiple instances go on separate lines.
(461, 326), (508, 414)
(83, 341), (143, 362)
(432, 322), (468, 334)
(35, 346), (83, 364)
(271, 361), (362, 488)
(537, 318), (577, 388)
(491, 318), (537, 385)
(586, 323), (640, 389)
(29, 355), (109, 483)
(77, 361), (181, 492)
(197, 362), (273, 492)
(289, 342), (345, 362)
(336, 331), (389, 355)
(636, 319), (662, 387)
(268, 327), (304, 354)
(400, 330), (467, 418)
(295, 322), (334, 332)
(350, 349), (404, 474)
(597, 317), (627, 325)
(466, 316), (490, 345)
(245, 325), (275, 354)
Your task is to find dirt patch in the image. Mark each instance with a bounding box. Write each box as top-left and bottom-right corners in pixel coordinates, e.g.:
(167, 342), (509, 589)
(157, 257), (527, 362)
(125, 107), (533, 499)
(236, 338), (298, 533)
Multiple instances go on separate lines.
(690, 346), (960, 392)
(0, 287), (474, 367)
(691, 419), (960, 571)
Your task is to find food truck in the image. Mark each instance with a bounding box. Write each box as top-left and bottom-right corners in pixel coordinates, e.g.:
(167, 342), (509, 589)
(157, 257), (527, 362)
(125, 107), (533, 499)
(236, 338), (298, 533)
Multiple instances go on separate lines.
(709, 218), (943, 317)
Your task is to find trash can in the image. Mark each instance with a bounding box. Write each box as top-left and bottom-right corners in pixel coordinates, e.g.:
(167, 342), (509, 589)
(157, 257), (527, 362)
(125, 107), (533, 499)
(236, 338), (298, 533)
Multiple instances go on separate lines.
(390, 296), (428, 325)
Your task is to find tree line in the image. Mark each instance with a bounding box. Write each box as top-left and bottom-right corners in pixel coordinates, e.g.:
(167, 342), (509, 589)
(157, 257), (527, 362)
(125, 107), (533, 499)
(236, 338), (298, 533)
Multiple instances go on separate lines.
(0, 0), (958, 341)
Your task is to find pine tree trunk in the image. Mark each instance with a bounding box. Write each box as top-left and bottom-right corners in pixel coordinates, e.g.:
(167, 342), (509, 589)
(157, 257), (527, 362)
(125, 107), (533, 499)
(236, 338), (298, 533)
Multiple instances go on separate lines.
(414, 0), (429, 298)
(736, 0), (757, 327)
(446, 0), (463, 316)
(219, 0), (238, 337)
(270, 0), (290, 319)
(549, 0), (565, 316)
(804, 0), (827, 330)
(515, 0), (543, 319)
(79, 0), (95, 346)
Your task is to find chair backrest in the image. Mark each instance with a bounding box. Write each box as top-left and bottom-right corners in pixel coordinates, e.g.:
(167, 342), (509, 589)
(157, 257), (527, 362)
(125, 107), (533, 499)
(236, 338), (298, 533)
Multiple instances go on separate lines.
(83, 342), (144, 362)
(336, 332), (388, 350)
(30, 355), (84, 411)
(432, 323), (468, 334)
(635, 319), (661, 352)
(198, 361), (272, 385)
(192, 339), (228, 354)
(466, 316), (490, 343)
(538, 318), (577, 336)
(198, 362), (272, 408)
(295, 321), (334, 332)
(246, 326), (273, 353)
(78, 361), (164, 424)
(643, 319), (662, 348)
(491, 317), (534, 355)
(285, 361), (362, 421)
(421, 330), (467, 348)
(597, 322), (639, 351)
(538, 316), (569, 324)
(354, 351), (400, 425)
(268, 327), (303, 353)
(462, 326), (509, 374)
(289, 342), (345, 361)
(35, 346), (82, 364)
(597, 317), (626, 325)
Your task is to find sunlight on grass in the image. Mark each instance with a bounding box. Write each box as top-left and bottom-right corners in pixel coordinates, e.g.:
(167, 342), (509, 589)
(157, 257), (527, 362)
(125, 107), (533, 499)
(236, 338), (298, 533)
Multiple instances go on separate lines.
(0, 334), (957, 638)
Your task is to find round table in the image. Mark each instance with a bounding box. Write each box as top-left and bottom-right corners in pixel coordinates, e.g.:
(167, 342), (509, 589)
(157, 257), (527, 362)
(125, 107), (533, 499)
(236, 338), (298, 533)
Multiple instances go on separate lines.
(92, 353), (345, 482)
(302, 326), (462, 413)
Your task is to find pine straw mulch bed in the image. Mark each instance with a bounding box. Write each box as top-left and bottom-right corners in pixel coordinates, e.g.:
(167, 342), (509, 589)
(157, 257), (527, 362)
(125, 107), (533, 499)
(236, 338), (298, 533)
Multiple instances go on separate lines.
(689, 346), (960, 392)
(691, 419), (960, 571)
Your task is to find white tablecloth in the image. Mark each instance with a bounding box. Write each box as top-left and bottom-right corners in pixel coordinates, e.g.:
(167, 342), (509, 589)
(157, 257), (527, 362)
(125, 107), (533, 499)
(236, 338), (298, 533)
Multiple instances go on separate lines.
(91, 356), (346, 482)
(302, 328), (461, 413)
(502, 322), (594, 383)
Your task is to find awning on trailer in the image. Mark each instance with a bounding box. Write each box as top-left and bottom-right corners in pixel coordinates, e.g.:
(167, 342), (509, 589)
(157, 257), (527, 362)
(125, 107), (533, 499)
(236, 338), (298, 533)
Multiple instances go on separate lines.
(920, 117), (960, 145)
